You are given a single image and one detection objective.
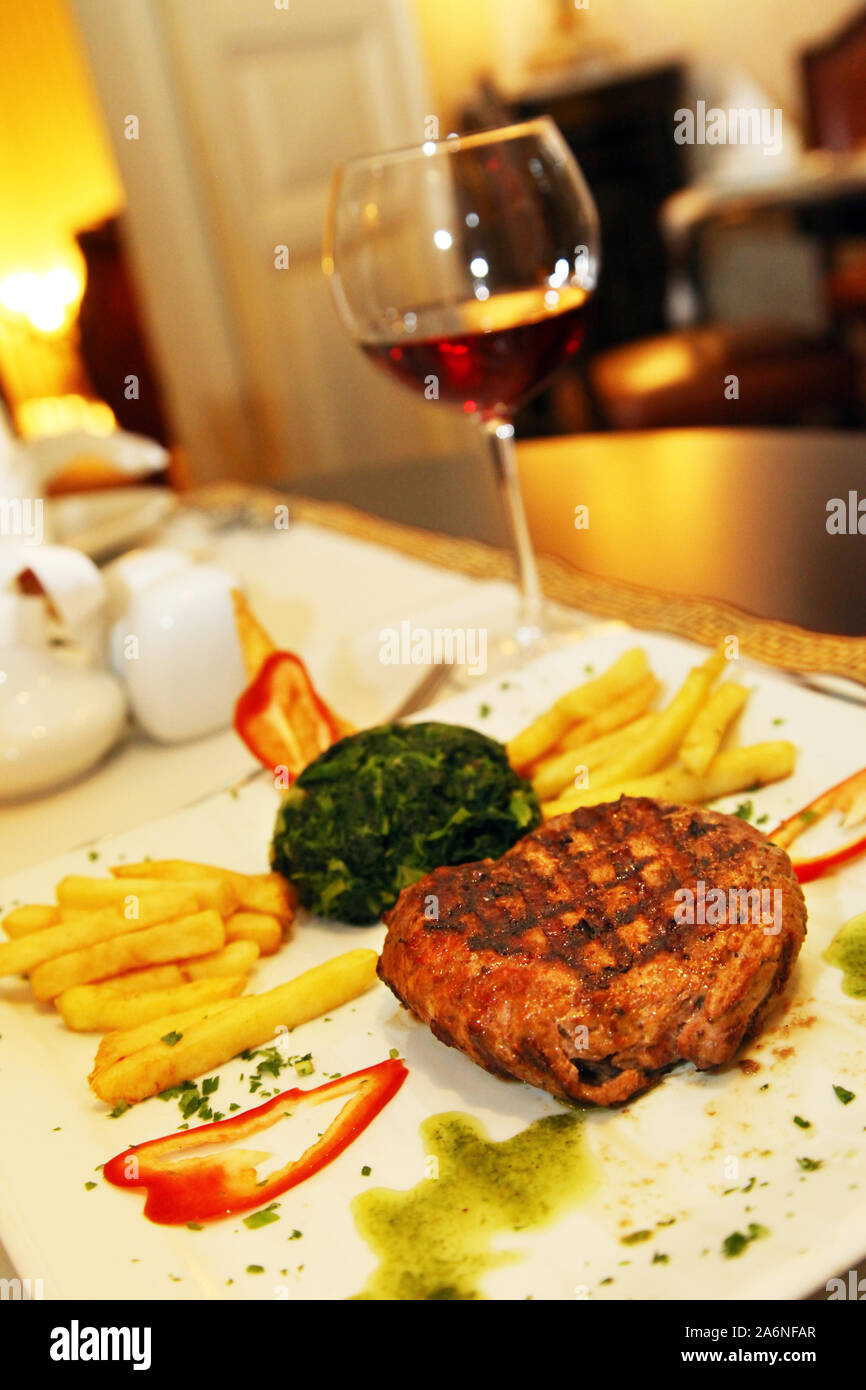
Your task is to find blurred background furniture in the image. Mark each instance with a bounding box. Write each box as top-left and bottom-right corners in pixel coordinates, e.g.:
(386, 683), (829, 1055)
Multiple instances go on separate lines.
(3, 0), (866, 482)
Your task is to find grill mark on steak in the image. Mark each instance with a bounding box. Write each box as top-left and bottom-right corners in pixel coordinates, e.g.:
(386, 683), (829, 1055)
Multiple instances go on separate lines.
(378, 796), (807, 1105)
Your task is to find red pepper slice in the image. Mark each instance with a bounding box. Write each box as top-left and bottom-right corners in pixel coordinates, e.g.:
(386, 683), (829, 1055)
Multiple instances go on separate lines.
(234, 650), (340, 778)
(770, 766), (866, 884)
(103, 1057), (407, 1225)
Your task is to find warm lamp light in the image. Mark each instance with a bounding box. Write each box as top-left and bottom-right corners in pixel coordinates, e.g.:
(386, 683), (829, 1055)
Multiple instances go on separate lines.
(0, 264), (84, 335)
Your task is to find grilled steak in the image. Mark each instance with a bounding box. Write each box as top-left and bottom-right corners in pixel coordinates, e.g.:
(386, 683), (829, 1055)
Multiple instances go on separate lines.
(379, 796), (806, 1105)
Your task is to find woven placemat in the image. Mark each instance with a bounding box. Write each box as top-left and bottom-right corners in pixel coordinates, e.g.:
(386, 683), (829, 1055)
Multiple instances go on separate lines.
(191, 483), (866, 686)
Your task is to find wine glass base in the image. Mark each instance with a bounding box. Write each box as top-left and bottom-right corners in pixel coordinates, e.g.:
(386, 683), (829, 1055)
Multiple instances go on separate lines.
(435, 599), (600, 693)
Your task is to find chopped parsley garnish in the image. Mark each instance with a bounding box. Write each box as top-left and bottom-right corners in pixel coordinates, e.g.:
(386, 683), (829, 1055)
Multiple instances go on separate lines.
(621, 1229), (652, 1245)
(793, 1115), (811, 1128)
(797, 1157), (823, 1171)
(288, 1229), (303, 1241)
(478, 703), (492, 719)
(389, 1048), (400, 1059)
(84, 1181), (97, 1191)
(733, 800), (754, 822)
(833, 1084), (855, 1105)
(244, 1208), (280, 1230)
(652, 1252), (669, 1264)
(361, 1165), (372, 1177)
(246, 1264), (265, 1275)
(187, 1222), (203, 1231)
(161, 1031), (182, 1046)
(722, 1223), (768, 1258)
(771, 717), (785, 726)
(108, 1100), (130, 1118)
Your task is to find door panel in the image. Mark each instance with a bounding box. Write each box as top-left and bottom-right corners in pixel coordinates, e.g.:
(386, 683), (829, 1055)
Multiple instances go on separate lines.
(156, 0), (475, 481)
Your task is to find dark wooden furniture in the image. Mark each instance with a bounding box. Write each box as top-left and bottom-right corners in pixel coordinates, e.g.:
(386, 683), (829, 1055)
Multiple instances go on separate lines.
(800, 7), (866, 327)
(489, 62), (688, 351)
(802, 6), (866, 152)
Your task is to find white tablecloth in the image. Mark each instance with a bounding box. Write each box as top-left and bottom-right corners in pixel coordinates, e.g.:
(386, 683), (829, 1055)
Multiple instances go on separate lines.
(0, 519), (517, 875)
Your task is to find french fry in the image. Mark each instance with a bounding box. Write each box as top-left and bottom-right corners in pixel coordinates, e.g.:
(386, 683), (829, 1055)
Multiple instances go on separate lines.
(531, 713), (657, 801)
(89, 948), (379, 1105)
(572, 645), (726, 789)
(56, 875), (237, 917)
(182, 940), (260, 979)
(109, 861), (295, 924)
(30, 910), (225, 1002)
(507, 649), (650, 770)
(224, 911), (282, 955)
(542, 740), (796, 817)
(679, 682), (750, 776)
(63, 964), (188, 998)
(57, 974), (248, 1033)
(51, 942), (261, 1008)
(0, 890), (199, 980)
(558, 674), (661, 749)
(93, 998), (241, 1073)
(1, 905), (60, 939)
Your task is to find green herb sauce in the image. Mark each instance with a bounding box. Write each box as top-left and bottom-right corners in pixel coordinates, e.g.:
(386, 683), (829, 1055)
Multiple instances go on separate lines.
(824, 912), (866, 998)
(351, 1109), (596, 1300)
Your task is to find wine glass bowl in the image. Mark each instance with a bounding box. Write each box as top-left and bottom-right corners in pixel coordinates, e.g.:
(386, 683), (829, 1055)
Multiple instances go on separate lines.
(324, 117), (600, 668)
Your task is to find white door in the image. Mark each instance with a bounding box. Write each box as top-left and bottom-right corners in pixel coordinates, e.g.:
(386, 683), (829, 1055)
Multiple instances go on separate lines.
(73, 0), (477, 484)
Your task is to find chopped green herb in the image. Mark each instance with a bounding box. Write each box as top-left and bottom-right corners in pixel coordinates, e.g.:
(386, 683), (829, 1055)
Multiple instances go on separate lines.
(161, 1030), (183, 1047)
(722, 1223), (768, 1258)
(361, 1165), (372, 1177)
(833, 1084), (856, 1105)
(108, 1100), (130, 1118)
(187, 1222), (204, 1231)
(797, 1157), (823, 1171)
(478, 703), (492, 719)
(243, 1209), (280, 1230)
(793, 1115), (811, 1129)
(84, 1181), (97, 1191)
(652, 1252), (669, 1264)
(620, 1229), (652, 1245)
(246, 1264), (265, 1274)
(733, 800), (754, 822)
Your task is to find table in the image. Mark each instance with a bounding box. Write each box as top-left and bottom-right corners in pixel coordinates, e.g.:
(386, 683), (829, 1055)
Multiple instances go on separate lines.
(295, 427), (866, 638)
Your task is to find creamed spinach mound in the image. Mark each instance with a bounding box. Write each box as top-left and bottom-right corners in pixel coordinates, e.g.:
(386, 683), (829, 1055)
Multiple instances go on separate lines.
(270, 721), (541, 925)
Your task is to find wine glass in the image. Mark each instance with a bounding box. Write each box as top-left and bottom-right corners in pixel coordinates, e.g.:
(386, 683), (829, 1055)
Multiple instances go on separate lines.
(324, 117), (600, 674)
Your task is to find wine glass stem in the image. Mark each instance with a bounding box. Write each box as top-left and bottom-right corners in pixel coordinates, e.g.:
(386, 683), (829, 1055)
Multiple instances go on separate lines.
(484, 418), (544, 636)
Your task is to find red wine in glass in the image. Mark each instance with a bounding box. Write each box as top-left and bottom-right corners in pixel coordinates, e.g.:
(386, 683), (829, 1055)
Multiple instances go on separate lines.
(325, 118), (600, 670)
(362, 285), (590, 419)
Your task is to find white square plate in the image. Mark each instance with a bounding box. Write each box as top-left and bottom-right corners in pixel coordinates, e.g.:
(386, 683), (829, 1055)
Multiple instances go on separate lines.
(1, 628), (865, 1300)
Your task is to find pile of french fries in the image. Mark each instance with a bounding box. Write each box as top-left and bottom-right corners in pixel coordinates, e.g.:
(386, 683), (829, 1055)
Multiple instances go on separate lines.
(0, 857), (379, 1109)
(506, 646), (797, 819)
